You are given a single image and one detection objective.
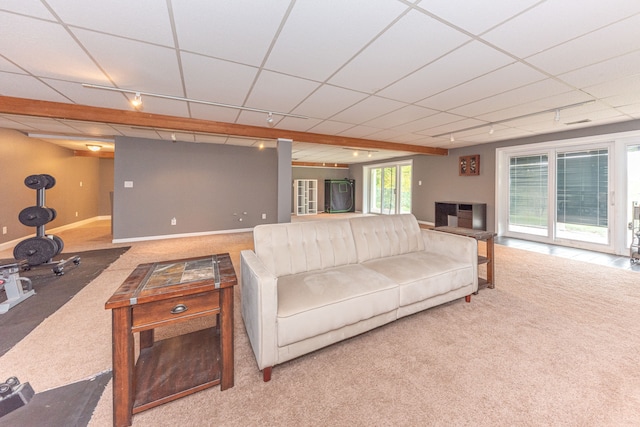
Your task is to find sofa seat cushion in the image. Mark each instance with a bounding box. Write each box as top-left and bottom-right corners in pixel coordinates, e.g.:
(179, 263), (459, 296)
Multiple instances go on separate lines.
(277, 265), (398, 347)
(362, 252), (474, 307)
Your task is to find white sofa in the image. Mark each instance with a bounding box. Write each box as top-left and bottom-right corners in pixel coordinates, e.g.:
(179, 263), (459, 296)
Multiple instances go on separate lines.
(240, 214), (478, 381)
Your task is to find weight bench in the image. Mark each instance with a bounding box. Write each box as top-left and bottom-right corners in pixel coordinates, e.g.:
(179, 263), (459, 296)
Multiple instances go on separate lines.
(0, 260), (34, 314)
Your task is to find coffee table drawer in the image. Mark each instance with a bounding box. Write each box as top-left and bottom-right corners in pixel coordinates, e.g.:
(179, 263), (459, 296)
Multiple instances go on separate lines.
(132, 291), (219, 330)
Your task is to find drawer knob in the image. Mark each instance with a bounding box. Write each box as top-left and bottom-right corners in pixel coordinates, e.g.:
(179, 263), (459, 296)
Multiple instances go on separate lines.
(170, 304), (188, 314)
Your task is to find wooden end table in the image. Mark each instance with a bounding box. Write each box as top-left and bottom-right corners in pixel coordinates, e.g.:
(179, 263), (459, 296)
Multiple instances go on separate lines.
(105, 253), (237, 427)
(434, 226), (496, 291)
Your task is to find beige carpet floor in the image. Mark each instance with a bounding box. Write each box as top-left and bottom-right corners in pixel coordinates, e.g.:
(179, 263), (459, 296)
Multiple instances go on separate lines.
(1, 221), (639, 426)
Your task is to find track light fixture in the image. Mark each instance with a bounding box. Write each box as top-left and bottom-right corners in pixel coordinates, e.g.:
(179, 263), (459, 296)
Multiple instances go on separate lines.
(131, 92), (143, 110)
(266, 112), (275, 128)
(489, 125), (494, 135)
(450, 134), (455, 143)
(432, 100), (595, 139)
(82, 84), (308, 126)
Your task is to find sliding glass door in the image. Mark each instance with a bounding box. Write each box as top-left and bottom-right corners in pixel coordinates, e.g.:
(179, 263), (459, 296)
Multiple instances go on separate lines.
(366, 161), (412, 215)
(501, 143), (612, 249)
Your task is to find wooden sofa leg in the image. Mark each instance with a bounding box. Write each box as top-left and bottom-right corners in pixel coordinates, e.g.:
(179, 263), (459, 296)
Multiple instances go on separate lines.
(465, 295), (471, 303)
(263, 367), (272, 382)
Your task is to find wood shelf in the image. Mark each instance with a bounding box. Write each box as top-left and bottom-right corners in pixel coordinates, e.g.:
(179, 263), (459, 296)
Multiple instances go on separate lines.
(133, 328), (221, 413)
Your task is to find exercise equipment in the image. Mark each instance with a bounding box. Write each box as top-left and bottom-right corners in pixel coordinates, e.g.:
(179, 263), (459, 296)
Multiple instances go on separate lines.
(0, 376), (35, 418)
(0, 260), (33, 314)
(12, 174), (80, 275)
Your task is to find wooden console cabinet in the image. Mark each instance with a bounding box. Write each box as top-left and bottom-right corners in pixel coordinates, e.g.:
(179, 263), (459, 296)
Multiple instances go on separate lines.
(105, 253), (237, 427)
(435, 201), (486, 230)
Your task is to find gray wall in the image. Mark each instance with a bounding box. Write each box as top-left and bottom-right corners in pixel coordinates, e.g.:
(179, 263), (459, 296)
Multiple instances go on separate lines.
(292, 166), (352, 212)
(0, 128), (113, 245)
(112, 136), (278, 240)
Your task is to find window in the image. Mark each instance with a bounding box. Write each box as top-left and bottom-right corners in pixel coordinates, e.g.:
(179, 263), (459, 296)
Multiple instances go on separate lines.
(498, 141), (613, 251)
(364, 160), (412, 215)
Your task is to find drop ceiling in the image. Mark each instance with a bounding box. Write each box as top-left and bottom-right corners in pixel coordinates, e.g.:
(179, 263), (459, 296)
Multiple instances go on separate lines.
(1, 0), (640, 164)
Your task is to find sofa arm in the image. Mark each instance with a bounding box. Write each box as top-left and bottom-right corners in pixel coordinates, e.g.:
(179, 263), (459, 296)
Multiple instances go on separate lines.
(240, 249), (279, 371)
(421, 229), (478, 291)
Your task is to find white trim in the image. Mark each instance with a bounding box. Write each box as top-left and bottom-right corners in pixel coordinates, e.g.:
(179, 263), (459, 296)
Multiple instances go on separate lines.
(0, 216), (112, 252)
(112, 227), (253, 244)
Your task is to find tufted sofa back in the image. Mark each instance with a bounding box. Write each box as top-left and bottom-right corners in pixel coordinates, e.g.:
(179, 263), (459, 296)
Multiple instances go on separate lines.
(349, 214), (424, 263)
(253, 219), (358, 277)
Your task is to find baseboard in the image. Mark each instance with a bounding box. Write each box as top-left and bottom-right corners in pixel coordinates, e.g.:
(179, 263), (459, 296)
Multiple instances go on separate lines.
(0, 216), (111, 252)
(111, 227), (253, 244)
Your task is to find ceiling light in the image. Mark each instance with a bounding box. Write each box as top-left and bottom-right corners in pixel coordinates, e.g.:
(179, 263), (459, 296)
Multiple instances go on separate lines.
(353, 150), (359, 157)
(368, 151), (373, 158)
(131, 92), (143, 110)
(82, 83), (308, 120)
(86, 144), (101, 151)
(554, 109), (561, 122)
(266, 113), (275, 128)
(489, 126), (494, 135)
(259, 142), (265, 150)
(450, 134), (455, 143)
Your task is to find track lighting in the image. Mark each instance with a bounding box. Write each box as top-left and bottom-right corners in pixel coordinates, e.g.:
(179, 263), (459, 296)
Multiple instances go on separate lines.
(433, 100), (595, 139)
(131, 92), (143, 110)
(450, 134), (455, 143)
(368, 151), (373, 158)
(266, 113), (275, 128)
(82, 84), (308, 120)
(86, 144), (101, 152)
(489, 126), (494, 135)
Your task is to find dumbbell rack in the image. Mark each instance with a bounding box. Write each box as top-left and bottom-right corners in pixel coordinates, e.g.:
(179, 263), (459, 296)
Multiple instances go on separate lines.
(12, 174), (80, 276)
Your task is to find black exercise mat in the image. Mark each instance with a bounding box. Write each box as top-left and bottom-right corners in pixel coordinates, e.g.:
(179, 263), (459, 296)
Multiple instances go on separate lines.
(0, 370), (112, 427)
(0, 247), (129, 356)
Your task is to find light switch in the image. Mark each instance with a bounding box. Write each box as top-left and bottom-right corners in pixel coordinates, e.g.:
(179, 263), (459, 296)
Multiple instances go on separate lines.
(124, 181), (133, 188)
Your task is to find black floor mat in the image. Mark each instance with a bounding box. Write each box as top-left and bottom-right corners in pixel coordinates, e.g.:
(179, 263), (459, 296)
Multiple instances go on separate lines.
(0, 370), (112, 427)
(0, 247), (129, 356)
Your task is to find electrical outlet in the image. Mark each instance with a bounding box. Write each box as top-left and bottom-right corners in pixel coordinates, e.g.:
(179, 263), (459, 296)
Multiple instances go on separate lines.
(171, 217), (176, 226)
(2, 226), (7, 235)
(262, 213), (267, 219)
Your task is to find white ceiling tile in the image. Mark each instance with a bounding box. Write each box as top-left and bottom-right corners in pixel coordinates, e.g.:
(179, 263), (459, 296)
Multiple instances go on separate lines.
(330, 96), (405, 124)
(72, 28), (183, 94)
(0, 13), (107, 81)
(0, 56), (24, 74)
(188, 104), (243, 124)
(47, 0), (174, 46)
(418, 118), (485, 137)
(329, 9), (470, 93)
(451, 79), (574, 117)
(0, 1), (55, 20)
(558, 50), (640, 90)
(113, 126), (161, 139)
(392, 112), (465, 133)
(338, 125), (383, 139)
(265, 0), (408, 81)
(181, 52), (258, 105)
(583, 74), (640, 100)
(419, 0), (541, 35)
(245, 71), (320, 114)
(378, 41), (514, 103)
(62, 120), (121, 137)
(172, 0), (291, 66)
(9, 116), (78, 134)
(306, 121), (356, 135)
(417, 62), (547, 111)
(0, 116), (36, 131)
(292, 85), (368, 119)
(482, 0), (640, 58)
(527, 14), (640, 75)
(0, 73), (70, 102)
(195, 134), (231, 144)
(42, 78), (132, 110)
(365, 105), (439, 128)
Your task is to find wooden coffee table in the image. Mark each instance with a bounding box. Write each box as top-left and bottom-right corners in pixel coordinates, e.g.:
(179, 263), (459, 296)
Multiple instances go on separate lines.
(105, 253), (237, 427)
